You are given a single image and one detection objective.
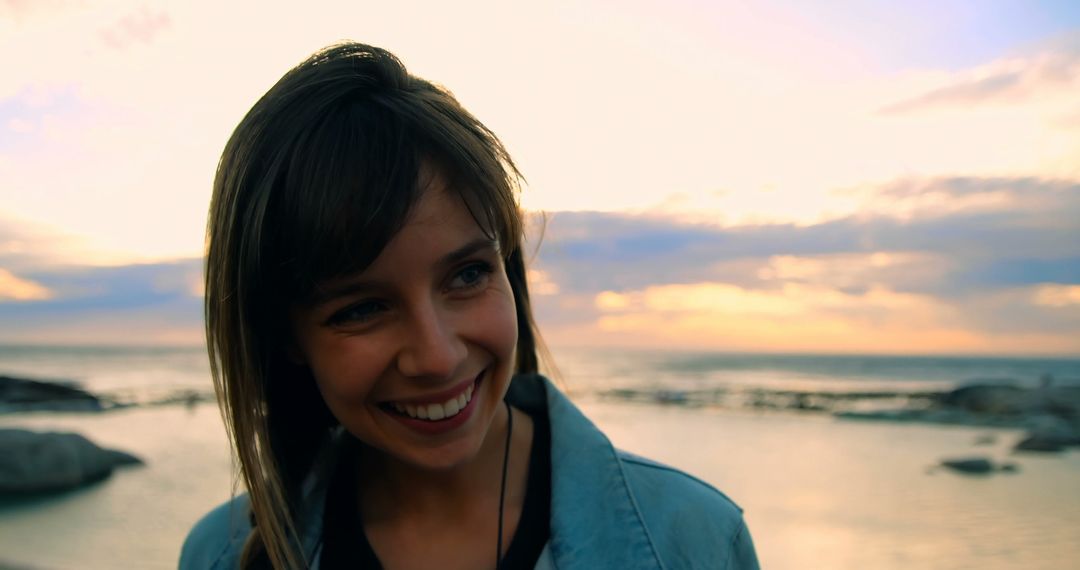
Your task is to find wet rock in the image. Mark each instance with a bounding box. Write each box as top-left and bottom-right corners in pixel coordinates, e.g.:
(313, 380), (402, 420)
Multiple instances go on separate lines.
(0, 375), (104, 413)
(1039, 385), (1080, 417)
(1014, 431), (1080, 453)
(654, 390), (689, 405)
(939, 457), (1018, 475)
(0, 429), (143, 494)
(941, 458), (994, 473)
(941, 381), (1080, 418)
(940, 384), (1029, 415)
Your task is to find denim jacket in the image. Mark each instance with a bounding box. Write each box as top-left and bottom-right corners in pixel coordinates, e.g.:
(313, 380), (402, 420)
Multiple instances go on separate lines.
(180, 375), (759, 569)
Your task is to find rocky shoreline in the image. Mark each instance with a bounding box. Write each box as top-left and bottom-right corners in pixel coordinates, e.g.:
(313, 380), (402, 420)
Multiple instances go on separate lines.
(4, 372), (1078, 489)
(0, 375), (217, 414)
(0, 428), (143, 496)
(0, 375), (147, 496)
(0, 375), (111, 413)
(599, 378), (1080, 459)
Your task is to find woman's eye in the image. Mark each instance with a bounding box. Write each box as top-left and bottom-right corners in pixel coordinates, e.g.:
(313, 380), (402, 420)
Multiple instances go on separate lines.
(326, 301), (386, 326)
(448, 262), (494, 291)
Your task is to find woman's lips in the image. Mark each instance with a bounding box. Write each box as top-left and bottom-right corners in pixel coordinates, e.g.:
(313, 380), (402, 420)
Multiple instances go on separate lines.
(379, 372), (485, 436)
(389, 381), (476, 421)
(379, 371), (484, 423)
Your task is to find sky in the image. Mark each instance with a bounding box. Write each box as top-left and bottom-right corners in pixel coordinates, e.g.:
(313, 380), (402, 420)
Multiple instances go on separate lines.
(1, 0), (1078, 354)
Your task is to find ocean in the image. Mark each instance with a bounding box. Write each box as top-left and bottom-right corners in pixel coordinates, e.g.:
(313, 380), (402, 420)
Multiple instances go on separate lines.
(1, 345), (1078, 569)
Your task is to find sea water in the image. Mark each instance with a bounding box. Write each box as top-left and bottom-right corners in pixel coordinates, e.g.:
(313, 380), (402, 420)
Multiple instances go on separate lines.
(1, 345), (1078, 569)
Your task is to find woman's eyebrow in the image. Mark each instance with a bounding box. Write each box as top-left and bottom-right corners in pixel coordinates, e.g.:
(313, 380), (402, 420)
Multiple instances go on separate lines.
(440, 237), (499, 266)
(305, 238), (499, 307)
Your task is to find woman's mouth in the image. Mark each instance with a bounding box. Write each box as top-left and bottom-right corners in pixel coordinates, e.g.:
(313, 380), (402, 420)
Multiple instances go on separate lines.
(389, 382), (475, 421)
(380, 373), (482, 423)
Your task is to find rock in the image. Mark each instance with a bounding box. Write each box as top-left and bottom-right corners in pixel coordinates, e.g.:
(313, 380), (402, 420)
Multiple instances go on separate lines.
(939, 457), (1019, 475)
(836, 409), (928, 422)
(1039, 385), (1080, 418)
(940, 384), (1030, 415)
(941, 381), (1080, 418)
(1014, 435), (1064, 452)
(941, 458), (995, 474)
(654, 390), (689, 405)
(1014, 431), (1080, 453)
(0, 429), (143, 494)
(0, 375), (104, 413)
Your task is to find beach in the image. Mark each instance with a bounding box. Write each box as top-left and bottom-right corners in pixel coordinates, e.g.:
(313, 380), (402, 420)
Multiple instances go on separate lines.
(1, 346), (1078, 569)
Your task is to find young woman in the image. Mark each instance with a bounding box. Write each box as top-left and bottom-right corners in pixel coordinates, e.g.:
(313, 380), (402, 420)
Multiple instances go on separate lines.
(180, 42), (759, 570)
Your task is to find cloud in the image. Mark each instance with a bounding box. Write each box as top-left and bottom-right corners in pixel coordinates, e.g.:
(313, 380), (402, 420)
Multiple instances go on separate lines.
(531, 176), (1079, 300)
(0, 0), (76, 22)
(526, 268), (559, 296)
(569, 280), (1079, 354)
(0, 259), (203, 344)
(0, 213), (136, 271)
(1033, 284), (1080, 308)
(880, 47), (1080, 114)
(98, 5), (171, 50)
(522, 174), (1079, 352)
(0, 268), (51, 301)
(0, 84), (89, 153)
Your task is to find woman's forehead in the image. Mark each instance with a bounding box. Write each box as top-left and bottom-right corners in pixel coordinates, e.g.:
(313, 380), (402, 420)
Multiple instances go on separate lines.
(409, 168), (503, 242)
(298, 188), (502, 301)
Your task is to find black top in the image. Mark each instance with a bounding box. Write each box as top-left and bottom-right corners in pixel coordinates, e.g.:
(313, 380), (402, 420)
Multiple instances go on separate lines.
(320, 403), (551, 569)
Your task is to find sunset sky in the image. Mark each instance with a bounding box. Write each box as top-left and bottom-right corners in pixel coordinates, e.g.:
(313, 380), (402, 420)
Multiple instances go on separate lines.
(1, 0), (1078, 354)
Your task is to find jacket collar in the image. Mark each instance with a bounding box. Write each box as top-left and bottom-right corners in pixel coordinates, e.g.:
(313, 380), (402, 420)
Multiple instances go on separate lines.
(509, 375), (664, 569)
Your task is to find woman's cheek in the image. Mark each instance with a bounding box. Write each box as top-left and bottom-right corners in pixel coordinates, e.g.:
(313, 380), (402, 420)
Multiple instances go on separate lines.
(309, 338), (390, 402)
(478, 281), (519, 351)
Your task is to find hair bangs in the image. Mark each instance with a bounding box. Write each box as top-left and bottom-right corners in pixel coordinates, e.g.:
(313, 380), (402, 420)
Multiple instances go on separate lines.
(403, 91), (523, 259)
(262, 90), (522, 307)
(265, 98), (424, 305)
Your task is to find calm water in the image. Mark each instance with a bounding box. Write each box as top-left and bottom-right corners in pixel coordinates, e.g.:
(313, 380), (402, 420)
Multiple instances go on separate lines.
(2, 344), (1077, 398)
(1, 345), (1079, 569)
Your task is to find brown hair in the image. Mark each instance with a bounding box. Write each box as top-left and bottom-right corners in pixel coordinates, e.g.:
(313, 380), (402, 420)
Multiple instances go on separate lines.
(204, 42), (540, 569)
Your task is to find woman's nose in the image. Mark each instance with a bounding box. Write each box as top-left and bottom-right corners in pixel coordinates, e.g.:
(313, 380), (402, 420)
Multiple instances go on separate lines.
(396, 303), (466, 379)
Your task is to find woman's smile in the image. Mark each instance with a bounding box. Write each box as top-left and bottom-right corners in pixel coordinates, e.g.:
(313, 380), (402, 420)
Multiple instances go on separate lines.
(377, 371), (485, 435)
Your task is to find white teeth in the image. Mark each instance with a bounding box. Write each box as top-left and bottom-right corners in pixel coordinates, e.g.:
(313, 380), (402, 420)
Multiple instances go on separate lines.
(427, 403), (446, 420)
(390, 379), (477, 421)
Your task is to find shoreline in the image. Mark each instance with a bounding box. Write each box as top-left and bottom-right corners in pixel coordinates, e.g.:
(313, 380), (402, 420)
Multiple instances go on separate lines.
(1, 396), (1078, 569)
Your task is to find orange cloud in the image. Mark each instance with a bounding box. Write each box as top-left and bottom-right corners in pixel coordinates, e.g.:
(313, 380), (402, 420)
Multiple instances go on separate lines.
(0, 268), (51, 301)
(1032, 284), (1080, 307)
(573, 281), (1079, 354)
(526, 268), (560, 296)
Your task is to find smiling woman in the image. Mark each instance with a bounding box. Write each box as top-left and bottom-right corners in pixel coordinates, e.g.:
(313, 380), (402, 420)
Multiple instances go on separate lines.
(179, 42), (759, 570)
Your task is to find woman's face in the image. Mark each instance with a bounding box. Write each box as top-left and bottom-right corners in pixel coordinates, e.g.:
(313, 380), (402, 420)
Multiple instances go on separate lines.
(289, 178), (518, 471)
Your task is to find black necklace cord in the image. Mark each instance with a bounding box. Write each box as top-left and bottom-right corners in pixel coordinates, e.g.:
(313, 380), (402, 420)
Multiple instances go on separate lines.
(496, 399), (513, 570)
